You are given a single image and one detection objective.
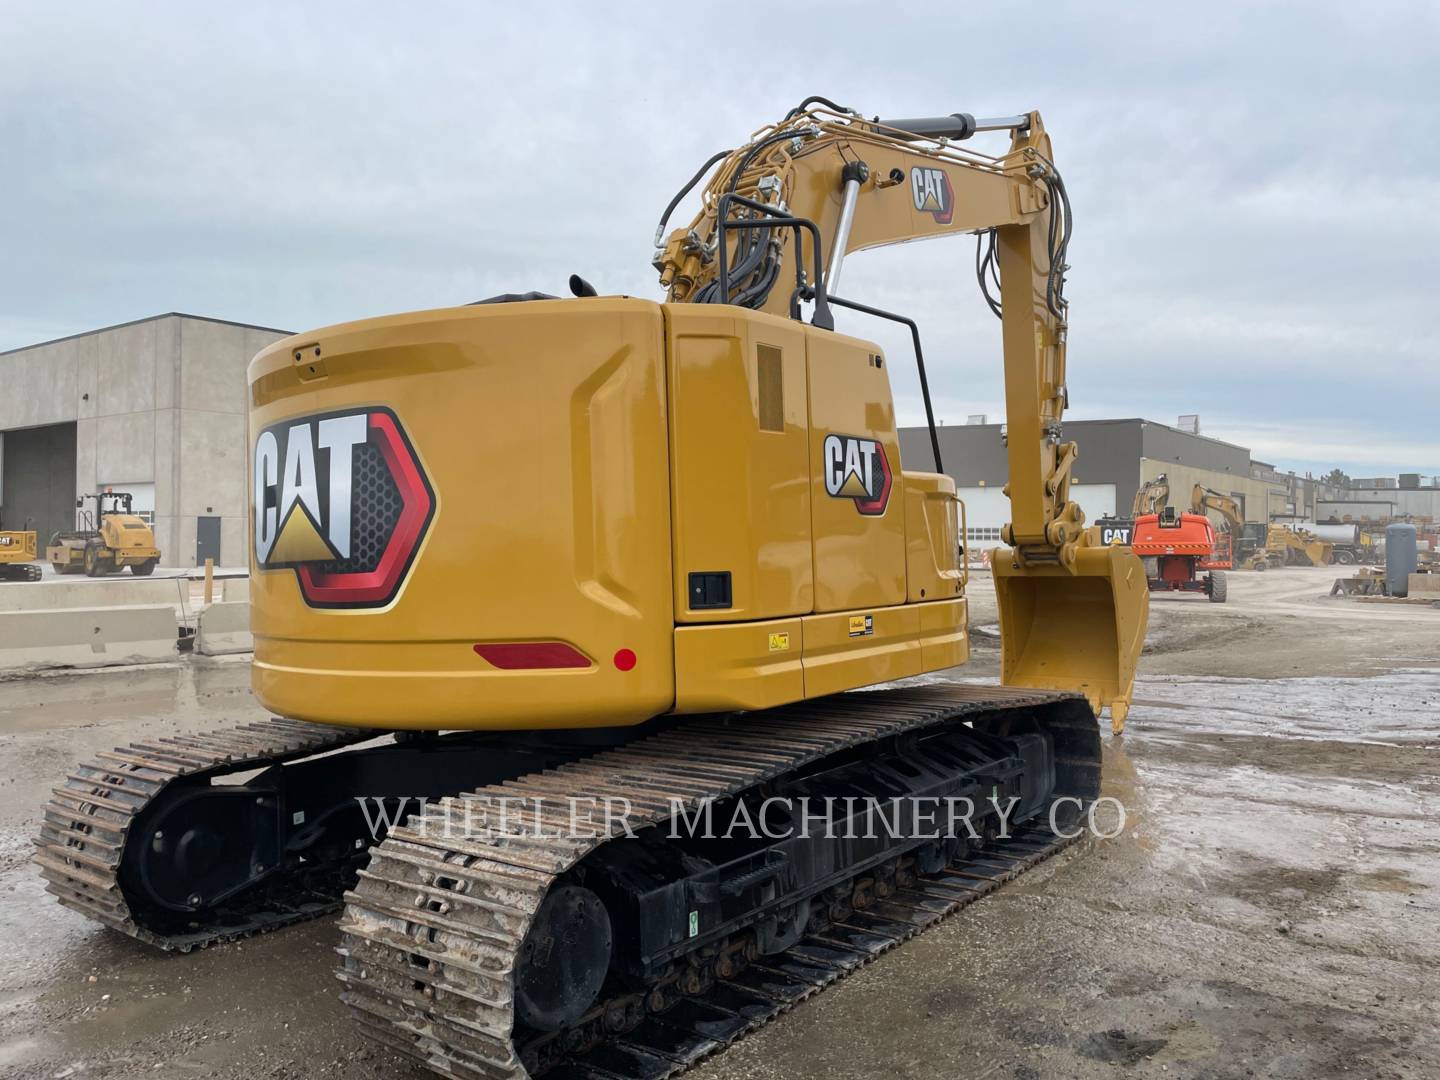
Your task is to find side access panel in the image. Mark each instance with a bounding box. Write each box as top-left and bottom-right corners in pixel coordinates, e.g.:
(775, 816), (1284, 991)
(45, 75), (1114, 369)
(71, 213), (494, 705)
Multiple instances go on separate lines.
(673, 616), (804, 713)
(805, 329), (906, 612)
(903, 471), (964, 603)
(919, 597), (968, 672)
(801, 604), (923, 698)
(665, 307), (813, 624)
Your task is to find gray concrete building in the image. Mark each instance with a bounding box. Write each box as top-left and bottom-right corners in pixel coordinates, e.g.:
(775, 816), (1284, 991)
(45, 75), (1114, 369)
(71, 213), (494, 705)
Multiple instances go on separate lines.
(0, 314), (289, 567)
(899, 417), (1304, 545)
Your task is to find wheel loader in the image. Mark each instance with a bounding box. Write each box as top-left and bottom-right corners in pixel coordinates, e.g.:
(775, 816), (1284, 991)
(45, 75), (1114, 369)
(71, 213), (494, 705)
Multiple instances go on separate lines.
(37, 99), (1148, 1079)
(0, 528), (41, 582)
(46, 491), (160, 576)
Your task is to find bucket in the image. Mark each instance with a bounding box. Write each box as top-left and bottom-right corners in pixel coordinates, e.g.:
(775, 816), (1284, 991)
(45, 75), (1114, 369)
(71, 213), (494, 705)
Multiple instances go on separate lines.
(993, 544), (1149, 734)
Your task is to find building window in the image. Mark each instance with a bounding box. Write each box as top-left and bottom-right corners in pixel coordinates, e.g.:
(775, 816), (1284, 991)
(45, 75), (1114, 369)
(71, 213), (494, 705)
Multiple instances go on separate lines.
(966, 527), (1004, 544)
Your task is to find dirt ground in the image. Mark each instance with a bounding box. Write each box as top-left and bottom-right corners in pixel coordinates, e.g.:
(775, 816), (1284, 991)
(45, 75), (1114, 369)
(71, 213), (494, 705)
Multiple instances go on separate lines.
(0, 566), (1436, 1079)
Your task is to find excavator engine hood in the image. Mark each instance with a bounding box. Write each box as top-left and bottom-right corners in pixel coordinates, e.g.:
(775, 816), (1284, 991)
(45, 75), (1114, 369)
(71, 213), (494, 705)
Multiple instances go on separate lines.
(992, 544), (1149, 729)
(246, 298), (678, 730)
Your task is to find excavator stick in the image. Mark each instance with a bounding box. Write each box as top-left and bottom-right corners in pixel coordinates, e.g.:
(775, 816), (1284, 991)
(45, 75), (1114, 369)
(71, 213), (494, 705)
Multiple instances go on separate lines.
(993, 544), (1149, 735)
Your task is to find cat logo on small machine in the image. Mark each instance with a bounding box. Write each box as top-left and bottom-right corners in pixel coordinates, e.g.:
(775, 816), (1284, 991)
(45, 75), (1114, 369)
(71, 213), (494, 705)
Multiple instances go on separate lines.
(252, 406), (435, 609)
(848, 614), (874, 638)
(1096, 520), (1134, 547)
(822, 433), (892, 515)
(911, 167), (954, 225)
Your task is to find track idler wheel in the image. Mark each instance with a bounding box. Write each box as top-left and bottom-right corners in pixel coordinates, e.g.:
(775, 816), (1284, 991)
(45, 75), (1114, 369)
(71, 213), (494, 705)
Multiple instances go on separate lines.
(514, 885), (613, 1033)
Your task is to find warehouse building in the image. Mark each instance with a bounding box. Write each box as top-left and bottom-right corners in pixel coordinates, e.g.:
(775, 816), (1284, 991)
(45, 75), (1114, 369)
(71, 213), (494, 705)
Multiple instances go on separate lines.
(1318, 487), (1440, 522)
(0, 314), (289, 567)
(899, 417), (1305, 547)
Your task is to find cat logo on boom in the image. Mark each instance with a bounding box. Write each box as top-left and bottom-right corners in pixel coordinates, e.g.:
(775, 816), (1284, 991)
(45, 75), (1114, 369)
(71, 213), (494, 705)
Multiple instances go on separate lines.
(822, 433), (892, 515)
(252, 406), (435, 609)
(911, 166), (954, 224)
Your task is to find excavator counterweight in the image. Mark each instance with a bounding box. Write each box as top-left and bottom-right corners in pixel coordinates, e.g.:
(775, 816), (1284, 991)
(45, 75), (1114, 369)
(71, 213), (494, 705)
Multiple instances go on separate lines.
(37, 98), (1148, 1080)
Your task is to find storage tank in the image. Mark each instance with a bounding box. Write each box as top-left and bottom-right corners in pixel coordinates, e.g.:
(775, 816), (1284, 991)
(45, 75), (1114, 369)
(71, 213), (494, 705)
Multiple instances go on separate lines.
(1385, 524), (1417, 597)
(1280, 521), (1361, 547)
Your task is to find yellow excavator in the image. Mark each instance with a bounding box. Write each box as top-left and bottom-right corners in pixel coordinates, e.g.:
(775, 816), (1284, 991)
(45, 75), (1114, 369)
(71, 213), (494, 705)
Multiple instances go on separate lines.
(1133, 474), (1170, 517)
(0, 528), (41, 582)
(37, 99), (1147, 1079)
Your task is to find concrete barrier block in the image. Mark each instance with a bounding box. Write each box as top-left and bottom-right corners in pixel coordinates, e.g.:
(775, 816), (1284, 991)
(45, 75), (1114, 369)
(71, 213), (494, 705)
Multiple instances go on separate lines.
(195, 601), (253, 656)
(220, 576), (250, 603)
(1409, 573), (1440, 594)
(0, 605), (178, 672)
(0, 576), (188, 613)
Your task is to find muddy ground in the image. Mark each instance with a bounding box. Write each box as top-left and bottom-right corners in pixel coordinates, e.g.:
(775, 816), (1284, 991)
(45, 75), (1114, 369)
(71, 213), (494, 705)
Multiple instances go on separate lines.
(0, 566), (1436, 1079)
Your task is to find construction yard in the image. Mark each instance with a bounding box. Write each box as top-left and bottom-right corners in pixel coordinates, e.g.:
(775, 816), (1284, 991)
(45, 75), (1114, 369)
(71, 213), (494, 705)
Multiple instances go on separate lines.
(0, 566), (1434, 1080)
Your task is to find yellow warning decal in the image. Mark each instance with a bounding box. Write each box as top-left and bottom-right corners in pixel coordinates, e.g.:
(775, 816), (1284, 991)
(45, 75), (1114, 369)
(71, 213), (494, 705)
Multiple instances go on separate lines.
(768, 632), (791, 652)
(848, 614), (874, 638)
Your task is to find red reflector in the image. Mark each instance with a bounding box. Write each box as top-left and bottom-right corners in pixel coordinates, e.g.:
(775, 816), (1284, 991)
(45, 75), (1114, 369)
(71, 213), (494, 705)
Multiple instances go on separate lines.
(613, 648), (637, 672)
(472, 642), (592, 670)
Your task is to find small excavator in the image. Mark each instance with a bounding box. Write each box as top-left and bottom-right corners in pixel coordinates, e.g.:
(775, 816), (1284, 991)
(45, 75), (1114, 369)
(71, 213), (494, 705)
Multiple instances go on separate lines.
(1134, 474), (1171, 517)
(38, 99), (1148, 1079)
(1093, 474), (1167, 548)
(0, 524), (41, 582)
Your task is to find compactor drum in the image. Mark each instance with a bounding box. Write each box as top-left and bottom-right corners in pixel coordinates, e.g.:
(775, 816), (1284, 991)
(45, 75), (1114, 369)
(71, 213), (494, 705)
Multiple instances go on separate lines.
(46, 492), (160, 576)
(37, 98), (1147, 1078)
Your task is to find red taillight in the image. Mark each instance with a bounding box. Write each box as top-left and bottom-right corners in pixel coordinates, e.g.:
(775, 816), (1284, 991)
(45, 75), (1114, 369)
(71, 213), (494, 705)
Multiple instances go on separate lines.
(472, 642), (592, 670)
(613, 648), (637, 672)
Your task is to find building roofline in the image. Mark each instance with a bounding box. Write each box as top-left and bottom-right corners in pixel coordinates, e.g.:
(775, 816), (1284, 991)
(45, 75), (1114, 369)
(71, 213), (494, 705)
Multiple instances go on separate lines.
(0, 312), (293, 357)
(906, 416), (1254, 456)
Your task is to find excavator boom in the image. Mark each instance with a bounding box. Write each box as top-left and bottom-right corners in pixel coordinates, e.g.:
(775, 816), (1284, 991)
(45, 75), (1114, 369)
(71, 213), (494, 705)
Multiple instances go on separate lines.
(659, 103), (1147, 723)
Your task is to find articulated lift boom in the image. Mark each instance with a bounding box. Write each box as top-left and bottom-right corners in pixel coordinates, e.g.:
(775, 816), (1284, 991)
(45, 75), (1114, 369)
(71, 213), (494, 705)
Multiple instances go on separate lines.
(38, 100), (1148, 1080)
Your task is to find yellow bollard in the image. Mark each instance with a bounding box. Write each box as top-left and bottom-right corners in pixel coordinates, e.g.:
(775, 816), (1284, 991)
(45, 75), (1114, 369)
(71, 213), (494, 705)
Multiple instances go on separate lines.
(203, 558), (214, 607)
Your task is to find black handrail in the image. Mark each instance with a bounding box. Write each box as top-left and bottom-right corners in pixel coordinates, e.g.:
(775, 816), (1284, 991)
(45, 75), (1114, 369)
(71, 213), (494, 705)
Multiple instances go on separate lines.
(716, 193), (834, 331)
(797, 288), (943, 474)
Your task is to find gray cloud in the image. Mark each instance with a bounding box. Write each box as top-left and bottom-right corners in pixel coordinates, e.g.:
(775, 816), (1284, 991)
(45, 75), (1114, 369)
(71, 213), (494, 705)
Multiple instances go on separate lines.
(2, 0), (1435, 476)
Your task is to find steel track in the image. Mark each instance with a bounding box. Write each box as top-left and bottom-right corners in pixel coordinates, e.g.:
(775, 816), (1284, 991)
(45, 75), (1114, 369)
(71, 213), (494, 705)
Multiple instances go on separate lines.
(35, 718), (384, 951)
(336, 683), (1098, 1080)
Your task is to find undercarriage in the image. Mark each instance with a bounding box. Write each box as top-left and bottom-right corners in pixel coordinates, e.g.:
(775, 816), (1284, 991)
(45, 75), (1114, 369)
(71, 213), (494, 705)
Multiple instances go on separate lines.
(38, 683), (1098, 1078)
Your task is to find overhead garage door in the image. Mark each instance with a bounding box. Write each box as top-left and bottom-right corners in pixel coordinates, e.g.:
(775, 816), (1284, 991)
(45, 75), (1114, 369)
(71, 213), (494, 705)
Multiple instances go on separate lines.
(957, 483), (1117, 547)
(1, 422), (78, 544)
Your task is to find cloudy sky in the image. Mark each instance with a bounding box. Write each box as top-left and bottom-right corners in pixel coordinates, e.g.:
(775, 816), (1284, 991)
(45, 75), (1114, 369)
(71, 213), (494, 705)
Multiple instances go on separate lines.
(2, 2), (1435, 477)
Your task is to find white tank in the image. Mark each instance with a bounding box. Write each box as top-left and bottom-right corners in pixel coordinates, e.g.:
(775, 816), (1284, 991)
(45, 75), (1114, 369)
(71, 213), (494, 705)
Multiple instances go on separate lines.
(1279, 520), (1361, 546)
